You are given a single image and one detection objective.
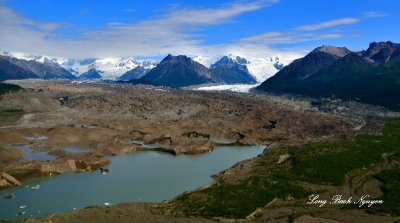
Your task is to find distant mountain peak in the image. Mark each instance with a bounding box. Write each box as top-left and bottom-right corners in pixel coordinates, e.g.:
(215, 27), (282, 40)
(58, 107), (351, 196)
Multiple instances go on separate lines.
(0, 54), (75, 80)
(362, 41), (400, 64)
(368, 41), (398, 49)
(311, 45), (351, 58)
(140, 54), (216, 88)
(79, 68), (102, 79)
(161, 54), (192, 64)
(119, 65), (151, 81)
(223, 55), (249, 65)
(260, 45), (351, 81)
(209, 55), (256, 84)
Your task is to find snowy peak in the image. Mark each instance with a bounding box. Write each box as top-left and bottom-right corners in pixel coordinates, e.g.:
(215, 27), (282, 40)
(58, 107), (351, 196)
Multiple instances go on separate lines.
(208, 54), (293, 83)
(226, 54), (249, 65)
(63, 57), (157, 80)
(1, 51), (67, 66)
(208, 54), (296, 83)
(245, 55), (293, 82)
(192, 56), (214, 67)
(210, 55), (248, 69)
(0, 53), (75, 80)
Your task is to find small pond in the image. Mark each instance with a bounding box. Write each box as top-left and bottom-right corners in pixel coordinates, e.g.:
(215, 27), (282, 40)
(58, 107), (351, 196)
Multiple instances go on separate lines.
(7, 145), (55, 161)
(64, 148), (88, 153)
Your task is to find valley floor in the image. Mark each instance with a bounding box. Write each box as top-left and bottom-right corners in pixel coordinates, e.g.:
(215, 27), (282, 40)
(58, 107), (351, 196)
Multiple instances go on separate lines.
(0, 80), (399, 222)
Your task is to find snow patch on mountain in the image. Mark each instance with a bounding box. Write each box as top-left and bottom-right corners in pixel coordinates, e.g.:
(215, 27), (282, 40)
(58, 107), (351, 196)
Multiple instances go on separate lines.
(245, 56), (294, 82)
(64, 57), (157, 80)
(193, 55), (216, 67)
(204, 54), (296, 83)
(194, 53), (298, 83)
(1, 51), (68, 66)
(194, 84), (259, 93)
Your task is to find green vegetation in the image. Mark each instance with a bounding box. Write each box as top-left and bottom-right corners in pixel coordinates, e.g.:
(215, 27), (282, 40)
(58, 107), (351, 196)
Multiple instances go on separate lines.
(172, 119), (400, 218)
(374, 168), (400, 214)
(0, 84), (24, 125)
(287, 119), (400, 185)
(1, 109), (24, 113)
(0, 108), (24, 125)
(258, 54), (400, 111)
(175, 176), (308, 218)
(0, 83), (21, 96)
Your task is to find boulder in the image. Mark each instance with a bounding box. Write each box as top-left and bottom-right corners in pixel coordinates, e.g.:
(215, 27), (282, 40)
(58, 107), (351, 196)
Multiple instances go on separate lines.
(188, 141), (217, 155)
(85, 159), (110, 171)
(67, 159), (77, 171)
(1, 172), (21, 187)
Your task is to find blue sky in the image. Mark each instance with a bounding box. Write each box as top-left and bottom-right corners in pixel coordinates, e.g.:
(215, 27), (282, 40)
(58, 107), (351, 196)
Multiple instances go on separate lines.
(0, 0), (399, 61)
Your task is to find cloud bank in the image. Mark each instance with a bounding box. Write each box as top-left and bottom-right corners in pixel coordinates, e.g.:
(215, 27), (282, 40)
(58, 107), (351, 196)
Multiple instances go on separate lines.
(0, 1), (282, 58)
(0, 1), (383, 63)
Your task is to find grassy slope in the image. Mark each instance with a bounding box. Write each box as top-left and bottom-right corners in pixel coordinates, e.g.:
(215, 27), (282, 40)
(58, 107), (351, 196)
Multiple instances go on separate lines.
(170, 119), (400, 218)
(373, 168), (400, 215)
(0, 83), (24, 125)
(0, 83), (21, 96)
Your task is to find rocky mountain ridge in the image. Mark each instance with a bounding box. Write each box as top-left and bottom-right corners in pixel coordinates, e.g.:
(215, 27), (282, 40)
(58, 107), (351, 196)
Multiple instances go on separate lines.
(257, 41), (400, 111)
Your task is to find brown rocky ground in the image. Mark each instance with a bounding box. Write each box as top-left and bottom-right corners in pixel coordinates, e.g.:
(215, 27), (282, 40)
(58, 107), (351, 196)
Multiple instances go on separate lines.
(1, 80), (399, 222)
(21, 203), (216, 223)
(0, 80), (356, 186)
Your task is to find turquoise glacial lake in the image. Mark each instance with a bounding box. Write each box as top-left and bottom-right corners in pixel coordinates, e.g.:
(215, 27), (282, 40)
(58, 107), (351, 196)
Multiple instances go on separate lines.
(0, 145), (265, 220)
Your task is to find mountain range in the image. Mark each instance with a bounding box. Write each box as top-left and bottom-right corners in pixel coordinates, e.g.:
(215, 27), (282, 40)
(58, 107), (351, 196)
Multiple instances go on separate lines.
(0, 55), (75, 81)
(257, 41), (400, 110)
(0, 52), (158, 80)
(0, 51), (292, 84)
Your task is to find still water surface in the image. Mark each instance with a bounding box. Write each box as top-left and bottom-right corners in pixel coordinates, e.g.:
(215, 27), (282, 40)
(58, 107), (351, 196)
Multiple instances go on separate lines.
(0, 145), (265, 220)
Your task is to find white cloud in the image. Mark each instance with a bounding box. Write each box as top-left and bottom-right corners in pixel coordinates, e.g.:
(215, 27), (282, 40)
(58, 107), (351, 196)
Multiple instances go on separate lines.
(0, 1), (280, 59)
(297, 18), (359, 31)
(240, 15), (375, 45)
(241, 31), (342, 44)
(1, 1), (377, 65)
(363, 11), (386, 18)
(161, 0), (278, 26)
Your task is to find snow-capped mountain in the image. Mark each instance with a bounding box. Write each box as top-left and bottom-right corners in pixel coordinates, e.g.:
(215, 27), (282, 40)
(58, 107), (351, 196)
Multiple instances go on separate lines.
(1, 51), (67, 66)
(63, 57), (157, 80)
(194, 54), (296, 83)
(209, 55), (256, 84)
(0, 53), (76, 80)
(1, 51), (157, 80)
(245, 56), (293, 82)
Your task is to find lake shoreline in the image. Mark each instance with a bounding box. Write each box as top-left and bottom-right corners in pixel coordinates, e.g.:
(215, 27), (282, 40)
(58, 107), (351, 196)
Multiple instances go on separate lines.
(0, 145), (265, 221)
